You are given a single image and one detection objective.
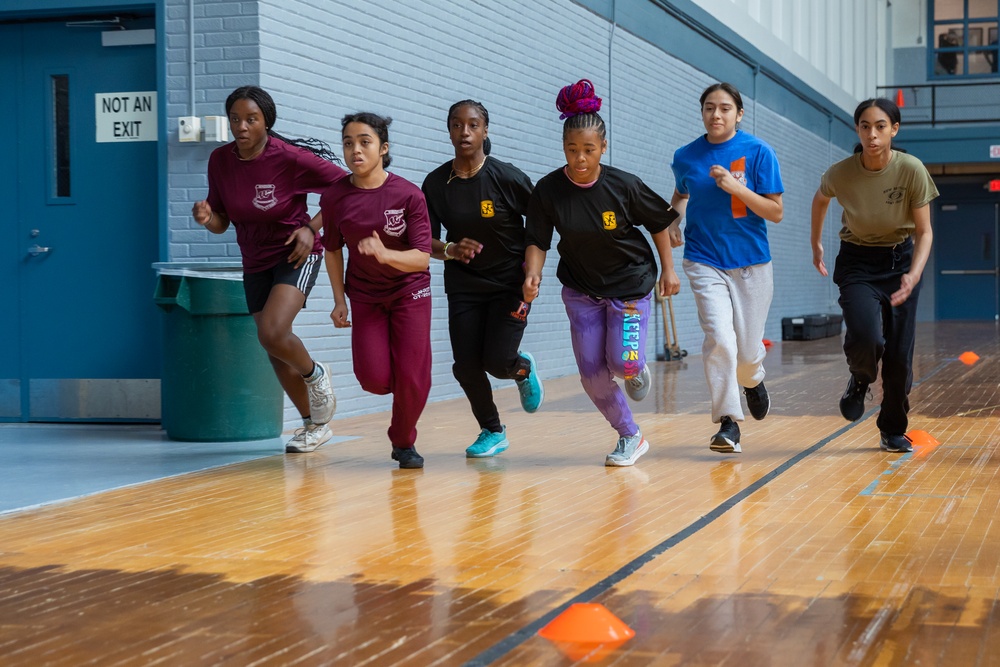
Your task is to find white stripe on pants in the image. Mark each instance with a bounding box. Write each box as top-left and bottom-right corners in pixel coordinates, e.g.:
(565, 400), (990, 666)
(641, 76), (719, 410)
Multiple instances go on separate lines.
(683, 259), (773, 423)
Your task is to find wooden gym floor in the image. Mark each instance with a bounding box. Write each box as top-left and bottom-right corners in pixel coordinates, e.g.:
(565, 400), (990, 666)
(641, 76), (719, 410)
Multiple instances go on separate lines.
(1, 321), (998, 666)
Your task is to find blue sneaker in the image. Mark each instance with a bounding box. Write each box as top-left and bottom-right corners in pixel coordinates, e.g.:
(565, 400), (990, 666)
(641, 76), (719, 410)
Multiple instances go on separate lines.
(516, 351), (544, 413)
(465, 427), (510, 458)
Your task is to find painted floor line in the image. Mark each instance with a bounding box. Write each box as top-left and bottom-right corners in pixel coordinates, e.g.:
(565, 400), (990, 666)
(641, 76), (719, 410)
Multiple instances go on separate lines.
(465, 359), (956, 666)
(463, 415), (871, 666)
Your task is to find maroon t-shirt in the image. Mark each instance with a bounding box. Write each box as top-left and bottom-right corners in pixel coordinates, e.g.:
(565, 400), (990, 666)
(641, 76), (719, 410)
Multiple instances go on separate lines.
(206, 137), (347, 273)
(320, 173), (432, 304)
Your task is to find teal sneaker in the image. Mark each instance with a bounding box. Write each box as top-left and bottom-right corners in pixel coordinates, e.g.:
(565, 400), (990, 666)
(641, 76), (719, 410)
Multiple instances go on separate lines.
(515, 351), (544, 413)
(465, 427), (510, 458)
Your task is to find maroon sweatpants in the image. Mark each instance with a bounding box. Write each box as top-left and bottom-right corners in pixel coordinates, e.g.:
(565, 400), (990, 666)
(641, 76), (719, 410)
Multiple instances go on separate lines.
(350, 290), (432, 448)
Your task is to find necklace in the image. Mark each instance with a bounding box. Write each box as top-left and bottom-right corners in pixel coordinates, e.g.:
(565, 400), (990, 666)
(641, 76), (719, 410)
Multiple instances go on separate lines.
(447, 157), (486, 184)
(237, 141), (267, 161)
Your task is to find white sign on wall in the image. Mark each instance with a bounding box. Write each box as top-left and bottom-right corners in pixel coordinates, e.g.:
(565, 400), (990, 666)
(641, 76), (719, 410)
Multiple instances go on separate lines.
(95, 91), (157, 142)
(991, 145), (1000, 159)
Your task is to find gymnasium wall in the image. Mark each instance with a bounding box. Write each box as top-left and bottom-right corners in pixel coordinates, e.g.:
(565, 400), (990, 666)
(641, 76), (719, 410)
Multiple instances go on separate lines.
(164, 0), (856, 428)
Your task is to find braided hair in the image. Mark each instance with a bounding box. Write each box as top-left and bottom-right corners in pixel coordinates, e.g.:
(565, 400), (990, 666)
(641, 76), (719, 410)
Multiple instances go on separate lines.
(224, 86), (341, 164)
(447, 99), (491, 155)
(555, 79), (606, 140)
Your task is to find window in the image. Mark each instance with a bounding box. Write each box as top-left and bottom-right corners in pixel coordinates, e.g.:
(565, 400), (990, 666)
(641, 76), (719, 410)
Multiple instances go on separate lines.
(51, 74), (70, 198)
(932, 0), (1000, 77)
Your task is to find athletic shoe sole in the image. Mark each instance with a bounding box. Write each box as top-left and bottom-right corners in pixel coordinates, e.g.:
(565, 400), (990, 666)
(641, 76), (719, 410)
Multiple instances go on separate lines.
(517, 351), (544, 413)
(285, 427), (333, 453)
(466, 440), (510, 458)
(605, 439), (649, 467)
(709, 436), (742, 454)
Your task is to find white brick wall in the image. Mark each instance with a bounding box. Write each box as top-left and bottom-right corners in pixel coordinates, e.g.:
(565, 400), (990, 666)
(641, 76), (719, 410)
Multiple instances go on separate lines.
(163, 0), (856, 430)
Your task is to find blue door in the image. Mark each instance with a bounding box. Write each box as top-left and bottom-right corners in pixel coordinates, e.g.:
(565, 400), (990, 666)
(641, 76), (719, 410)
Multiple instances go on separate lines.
(0, 19), (161, 421)
(935, 200), (999, 320)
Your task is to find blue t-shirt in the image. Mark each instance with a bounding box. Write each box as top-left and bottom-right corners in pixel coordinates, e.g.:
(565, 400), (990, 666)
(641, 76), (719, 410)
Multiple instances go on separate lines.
(671, 130), (783, 270)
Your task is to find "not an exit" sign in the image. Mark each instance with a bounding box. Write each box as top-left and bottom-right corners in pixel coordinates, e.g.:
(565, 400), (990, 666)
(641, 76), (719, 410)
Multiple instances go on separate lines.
(95, 91), (157, 143)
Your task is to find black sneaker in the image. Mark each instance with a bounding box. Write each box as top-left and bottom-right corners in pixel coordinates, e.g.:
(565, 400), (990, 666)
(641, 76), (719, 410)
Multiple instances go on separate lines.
(710, 417), (741, 453)
(743, 382), (770, 420)
(879, 432), (913, 453)
(839, 376), (870, 422)
(391, 446), (425, 469)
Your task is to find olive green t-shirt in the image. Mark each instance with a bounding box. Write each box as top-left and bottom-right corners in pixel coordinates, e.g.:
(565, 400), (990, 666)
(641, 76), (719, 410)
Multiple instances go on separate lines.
(820, 150), (939, 246)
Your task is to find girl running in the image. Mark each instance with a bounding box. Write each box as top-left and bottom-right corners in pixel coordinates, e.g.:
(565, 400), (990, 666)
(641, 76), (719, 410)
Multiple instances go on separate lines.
(811, 97), (937, 453)
(523, 79), (679, 467)
(670, 82), (784, 454)
(321, 113), (433, 469)
(192, 85), (344, 454)
(422, 99), (543, 459)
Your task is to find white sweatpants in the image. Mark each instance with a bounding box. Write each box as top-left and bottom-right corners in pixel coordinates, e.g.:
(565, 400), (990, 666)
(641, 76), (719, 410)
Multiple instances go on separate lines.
(683, 259), (773, 423)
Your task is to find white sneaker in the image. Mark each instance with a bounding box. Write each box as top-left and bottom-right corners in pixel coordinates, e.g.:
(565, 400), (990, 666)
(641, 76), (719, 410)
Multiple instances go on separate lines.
(624, 365), (651, 402)
(605, 432), (649, 466)
(286, 422), (333, 453)
(305, 362), (336, 424)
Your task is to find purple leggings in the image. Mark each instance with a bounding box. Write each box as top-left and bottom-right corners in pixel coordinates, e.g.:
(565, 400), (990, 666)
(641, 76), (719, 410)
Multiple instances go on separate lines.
(561, 286), (650, 438)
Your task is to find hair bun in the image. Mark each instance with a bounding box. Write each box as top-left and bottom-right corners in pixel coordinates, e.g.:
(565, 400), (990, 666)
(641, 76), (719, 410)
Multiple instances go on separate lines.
(556, 79), (602, 120)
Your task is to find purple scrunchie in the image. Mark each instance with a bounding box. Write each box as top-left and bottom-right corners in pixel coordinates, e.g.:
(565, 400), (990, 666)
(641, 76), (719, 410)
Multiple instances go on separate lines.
(556, 79), (602, 119)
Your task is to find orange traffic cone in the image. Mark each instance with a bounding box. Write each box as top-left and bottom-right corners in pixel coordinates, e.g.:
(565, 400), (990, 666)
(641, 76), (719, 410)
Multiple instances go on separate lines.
(538, 603), (635, 662)
(906, 429), (941, 458)
(895, 88), (905, 107)
(906, 429), (940, 447)
(959, 351), (980, 365)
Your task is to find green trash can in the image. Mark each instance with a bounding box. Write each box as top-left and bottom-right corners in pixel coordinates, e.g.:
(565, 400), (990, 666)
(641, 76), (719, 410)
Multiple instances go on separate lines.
(153, 264), (283, 441)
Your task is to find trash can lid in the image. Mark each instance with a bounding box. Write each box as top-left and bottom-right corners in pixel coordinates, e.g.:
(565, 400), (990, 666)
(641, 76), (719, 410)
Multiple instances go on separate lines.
(152, 261), (243, 281)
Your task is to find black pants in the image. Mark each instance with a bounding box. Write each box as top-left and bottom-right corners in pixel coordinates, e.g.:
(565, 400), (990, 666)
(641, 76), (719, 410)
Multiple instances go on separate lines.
(833, 238), (920, 435)
(448, 290), (531, 432)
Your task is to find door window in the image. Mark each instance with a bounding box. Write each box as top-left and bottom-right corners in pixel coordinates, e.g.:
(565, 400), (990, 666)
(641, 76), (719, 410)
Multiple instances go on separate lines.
(50, 74), (71, 199)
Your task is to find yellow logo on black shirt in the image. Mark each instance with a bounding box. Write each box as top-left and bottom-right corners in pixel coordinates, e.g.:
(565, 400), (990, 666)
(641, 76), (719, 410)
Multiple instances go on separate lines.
(481, 200), (495, 218)
(602, 211), (617, 230)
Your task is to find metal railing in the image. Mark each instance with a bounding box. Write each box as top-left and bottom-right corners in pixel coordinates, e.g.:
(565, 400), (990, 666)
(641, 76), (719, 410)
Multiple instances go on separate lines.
(876, 82), (1000, 126)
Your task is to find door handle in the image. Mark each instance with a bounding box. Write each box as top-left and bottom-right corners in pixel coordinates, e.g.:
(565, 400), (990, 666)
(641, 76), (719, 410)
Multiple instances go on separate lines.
(27, 244), (51, 257)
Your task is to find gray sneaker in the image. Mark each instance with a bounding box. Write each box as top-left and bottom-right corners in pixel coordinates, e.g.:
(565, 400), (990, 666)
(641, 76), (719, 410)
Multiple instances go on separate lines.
(286, 422), (333, 453)
(305, 362), (336, 424)
(624, 365), (651, 402)
(605, 432), (649, 467)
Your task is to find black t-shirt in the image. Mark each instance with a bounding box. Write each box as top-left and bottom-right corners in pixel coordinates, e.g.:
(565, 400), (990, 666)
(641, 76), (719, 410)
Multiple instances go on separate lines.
(422, 156), (533, 294)
(526, 165), (678, 299)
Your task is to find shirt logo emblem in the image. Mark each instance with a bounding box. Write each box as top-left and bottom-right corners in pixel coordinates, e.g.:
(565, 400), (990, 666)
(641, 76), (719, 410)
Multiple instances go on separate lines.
(602, 211), (617, 230)
(885, 187), (905, 205)
(253, 184), (277, 211)
(481, 200), (495, 218)
(383, 208), (406, 237)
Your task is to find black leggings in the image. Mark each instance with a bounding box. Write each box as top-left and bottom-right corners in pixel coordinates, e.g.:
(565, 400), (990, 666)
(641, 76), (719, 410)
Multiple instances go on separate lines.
(833, 238), (920, 435)
(448, 291), (531, 432)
